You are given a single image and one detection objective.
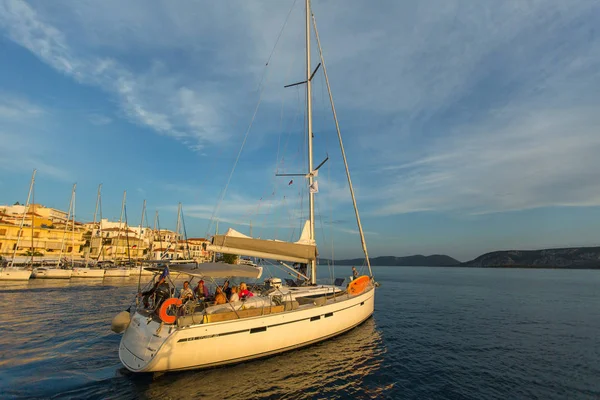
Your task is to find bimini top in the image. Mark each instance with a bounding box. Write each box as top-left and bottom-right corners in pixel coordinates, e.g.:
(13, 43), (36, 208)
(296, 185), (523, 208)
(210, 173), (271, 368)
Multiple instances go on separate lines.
(168, 262), (263, 279)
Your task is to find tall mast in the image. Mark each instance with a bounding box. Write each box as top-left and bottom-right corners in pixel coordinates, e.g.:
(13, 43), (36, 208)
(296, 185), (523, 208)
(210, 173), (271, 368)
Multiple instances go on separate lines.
(85, 184), (101, 267)
(10, 169), (36, 268)
(71, 184), (76, 268)
(136, 200), (147, 292)
(155, 211), (164, 260)
(30, 174), (35, 265)
(137, 200), (146, 263)
(117, 191), (126, 261)
(58, 184), (75, 267)
(98, 186), (104, 262)
(176, 202), (182, 258)
(306, 0), (316, 285)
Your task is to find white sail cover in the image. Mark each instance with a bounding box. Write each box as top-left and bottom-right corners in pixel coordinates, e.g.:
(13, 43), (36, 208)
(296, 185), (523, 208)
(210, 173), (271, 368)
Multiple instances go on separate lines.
(168, 262), (263, 279)
(208, 221), (317, 264)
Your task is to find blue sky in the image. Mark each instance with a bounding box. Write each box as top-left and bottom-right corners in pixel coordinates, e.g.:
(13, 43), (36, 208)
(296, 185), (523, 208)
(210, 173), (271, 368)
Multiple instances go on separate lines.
(1, 0), (600, 261)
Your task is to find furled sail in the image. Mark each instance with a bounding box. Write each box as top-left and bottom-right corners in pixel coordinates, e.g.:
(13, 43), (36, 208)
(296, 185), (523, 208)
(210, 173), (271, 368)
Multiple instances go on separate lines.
(208, 221), (317, 264)
(169, 262), (263, 279)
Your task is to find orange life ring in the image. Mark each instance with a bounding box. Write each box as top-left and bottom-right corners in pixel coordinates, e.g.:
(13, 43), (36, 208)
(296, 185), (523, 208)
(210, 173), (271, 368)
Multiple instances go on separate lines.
(158, 298), (182, 324)
(348, 275), (371, 296)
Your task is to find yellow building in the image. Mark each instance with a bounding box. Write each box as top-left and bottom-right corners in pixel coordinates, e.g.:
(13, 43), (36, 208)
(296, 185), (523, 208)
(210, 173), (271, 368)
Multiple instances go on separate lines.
(0, 204), (67, 226)
(84, 227), (151, 261)
(0, 221), (85, 259)
(183, 238), (211, 262)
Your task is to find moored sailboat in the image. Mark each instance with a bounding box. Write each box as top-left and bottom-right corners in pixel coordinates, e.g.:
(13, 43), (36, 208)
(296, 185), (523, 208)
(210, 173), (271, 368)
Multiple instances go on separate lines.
(114, 0), (376, 373)
(32, 184), (76, 279)
(72, 184), (105, 278)
(0, 170), (36, 281)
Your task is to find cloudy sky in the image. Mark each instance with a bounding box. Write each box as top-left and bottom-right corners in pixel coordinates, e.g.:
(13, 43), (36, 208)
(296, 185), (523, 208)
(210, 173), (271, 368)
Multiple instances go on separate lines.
(1, 0), (599, 261)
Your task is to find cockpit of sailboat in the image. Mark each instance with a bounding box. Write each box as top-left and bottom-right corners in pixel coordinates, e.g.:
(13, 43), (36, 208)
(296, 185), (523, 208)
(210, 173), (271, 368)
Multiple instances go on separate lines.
(127, 256), (361, 331)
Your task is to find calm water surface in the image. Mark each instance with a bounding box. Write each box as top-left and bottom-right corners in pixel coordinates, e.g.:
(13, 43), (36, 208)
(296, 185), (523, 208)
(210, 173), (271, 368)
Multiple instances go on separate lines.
(0, 267), (599, 399)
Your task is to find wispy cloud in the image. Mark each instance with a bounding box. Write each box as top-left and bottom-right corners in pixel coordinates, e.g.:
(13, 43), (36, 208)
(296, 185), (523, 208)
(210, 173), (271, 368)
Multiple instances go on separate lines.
(372, 105), (600, 216)
(0, 93), (71, 181)
(0, 93), (44, 119)
(0, 0), (240, 151)
(88, 113), (112, 126)
(334, 227), (379, 236)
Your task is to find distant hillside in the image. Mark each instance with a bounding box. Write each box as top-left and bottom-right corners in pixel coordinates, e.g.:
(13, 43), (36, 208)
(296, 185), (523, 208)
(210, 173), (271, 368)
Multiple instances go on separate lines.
(328, 254), (460, 267)
(462, 246), (600, 269)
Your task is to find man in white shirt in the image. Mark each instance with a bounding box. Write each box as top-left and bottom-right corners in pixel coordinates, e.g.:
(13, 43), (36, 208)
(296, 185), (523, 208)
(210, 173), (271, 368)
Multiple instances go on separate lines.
(179, 281), (194, 303)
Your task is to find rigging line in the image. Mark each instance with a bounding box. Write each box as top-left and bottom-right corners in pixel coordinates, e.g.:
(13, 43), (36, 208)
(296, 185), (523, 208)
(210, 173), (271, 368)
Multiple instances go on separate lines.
(136, 200), (146, 293)
(206, 0), (299, 236)
(156, 212), (164, 260)
(181, 207), (191, 259)
(185, 9), (299, 216)
(263, 0), (298, 70)
(328, 151), (335, 280)
(312, 12), (373, 278)
(58, 184), (75, 267)
(252, 28), (300, 238)
(299, 83), (307, 232)
(30, 174), (35, 265)
(98, 187), (104, 262)
(205, 79), (266, 236)
(124, 204), (132, 265)
(275, 38), (299, 175)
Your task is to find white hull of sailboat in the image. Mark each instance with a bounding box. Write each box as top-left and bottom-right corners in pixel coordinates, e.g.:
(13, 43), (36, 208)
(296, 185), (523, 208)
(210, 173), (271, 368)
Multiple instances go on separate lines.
(128, 267), (154, 277)
(0, 268), (32, 281)
(32, 268), (73, 279)
(72, 268), (105, 278)
(119, 286), (375, 372)
(104, 268), (131, 278)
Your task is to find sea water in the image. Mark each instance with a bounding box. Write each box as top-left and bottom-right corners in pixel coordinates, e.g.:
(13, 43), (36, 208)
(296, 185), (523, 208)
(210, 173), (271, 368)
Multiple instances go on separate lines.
(0, 266), (599, 399)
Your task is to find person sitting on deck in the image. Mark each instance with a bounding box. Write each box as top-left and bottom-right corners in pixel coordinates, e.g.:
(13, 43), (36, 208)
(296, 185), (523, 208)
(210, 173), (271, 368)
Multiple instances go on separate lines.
(239, 282), (254, 300)
(195, 279), (209, 299)
(179, 281), (194, 303)
(139, 266), (170, 308)
(229, 286), (240, 302)
(222, 280), (232, 300)
(214, 287), (227, 305)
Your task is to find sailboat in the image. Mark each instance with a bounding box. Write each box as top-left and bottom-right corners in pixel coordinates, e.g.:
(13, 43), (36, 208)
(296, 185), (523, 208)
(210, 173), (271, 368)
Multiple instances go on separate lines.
(127, 200), (154, 277)
(114, 0), (375, 373)
(103, 191), (131, 278)
(72, 184), (105, 278)
(33, 184), (75, 279)
(0, 170), (35, 281)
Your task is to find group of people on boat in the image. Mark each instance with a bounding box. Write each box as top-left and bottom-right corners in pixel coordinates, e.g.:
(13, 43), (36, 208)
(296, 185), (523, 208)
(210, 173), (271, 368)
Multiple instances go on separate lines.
(138, 266), (257, 311)
(183, 280), (254, 305)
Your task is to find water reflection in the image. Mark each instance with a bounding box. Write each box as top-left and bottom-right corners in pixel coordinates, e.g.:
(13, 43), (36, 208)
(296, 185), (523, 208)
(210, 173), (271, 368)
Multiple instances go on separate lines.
(128, 317), (386, 400)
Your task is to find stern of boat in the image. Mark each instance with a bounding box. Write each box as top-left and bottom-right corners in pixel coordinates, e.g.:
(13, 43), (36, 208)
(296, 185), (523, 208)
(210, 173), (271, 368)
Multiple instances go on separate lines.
(119, 311), (172, 372)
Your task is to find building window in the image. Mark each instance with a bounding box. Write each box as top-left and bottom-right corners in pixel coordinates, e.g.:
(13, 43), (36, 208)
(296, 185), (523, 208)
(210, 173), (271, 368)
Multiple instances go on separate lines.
(0, 229), (6, 235)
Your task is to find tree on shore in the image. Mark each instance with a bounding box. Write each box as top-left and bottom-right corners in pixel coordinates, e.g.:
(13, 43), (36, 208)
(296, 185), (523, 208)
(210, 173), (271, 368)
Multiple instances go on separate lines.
(217, 253), (238, 264)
